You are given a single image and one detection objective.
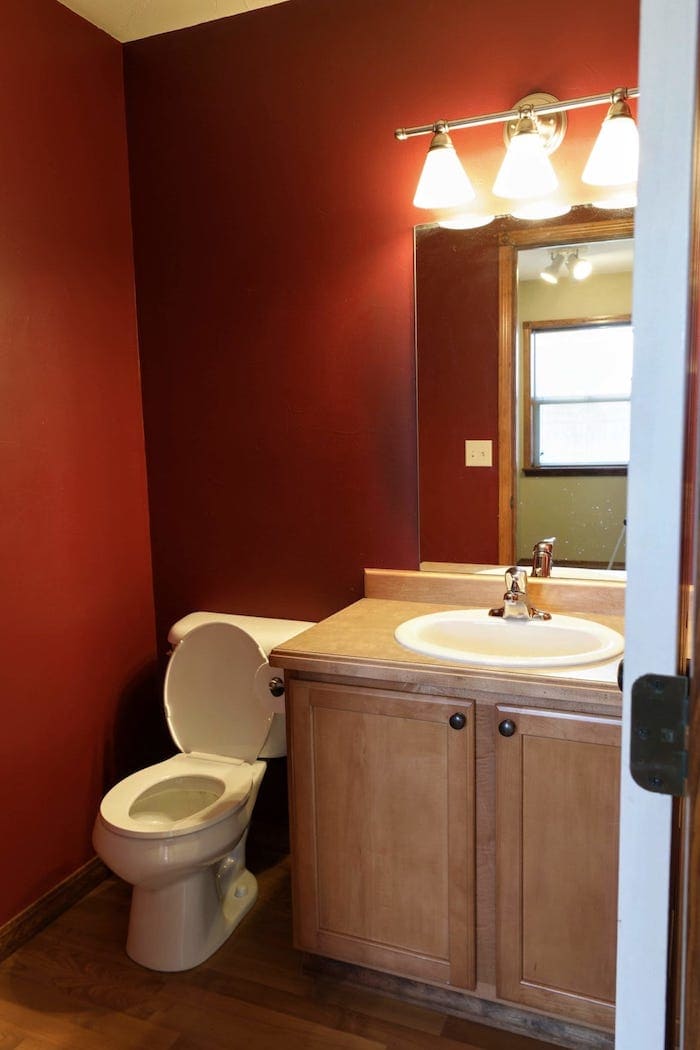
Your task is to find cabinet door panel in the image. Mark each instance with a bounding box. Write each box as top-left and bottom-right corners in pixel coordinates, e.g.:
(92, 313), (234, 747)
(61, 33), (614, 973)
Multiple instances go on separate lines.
(496, 705), (621, 1029)
(289, 681), (475, 988)
(314, 705), (450, 957)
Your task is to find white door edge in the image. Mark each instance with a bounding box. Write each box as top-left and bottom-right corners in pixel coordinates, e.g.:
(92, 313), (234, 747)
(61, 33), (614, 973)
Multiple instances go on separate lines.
(616, 1), (699, 1047)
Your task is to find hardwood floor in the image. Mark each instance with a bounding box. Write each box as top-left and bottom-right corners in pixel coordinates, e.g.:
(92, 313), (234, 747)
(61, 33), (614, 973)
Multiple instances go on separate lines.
(0, 834), (566, 1050)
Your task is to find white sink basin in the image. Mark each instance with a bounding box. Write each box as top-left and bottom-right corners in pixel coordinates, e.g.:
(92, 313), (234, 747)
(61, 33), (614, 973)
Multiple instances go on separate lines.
(394, 609), (624, 669)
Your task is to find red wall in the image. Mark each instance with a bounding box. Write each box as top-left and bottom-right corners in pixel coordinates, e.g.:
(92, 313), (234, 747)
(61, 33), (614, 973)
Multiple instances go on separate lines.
(0, 1), (156, 925)
(124, 0), (639, 635)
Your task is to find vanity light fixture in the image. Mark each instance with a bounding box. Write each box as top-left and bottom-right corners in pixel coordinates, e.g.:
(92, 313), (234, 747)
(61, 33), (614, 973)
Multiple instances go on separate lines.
(492, 104), (560, 200)
(412, 122), (475, 209)
(582, 89), (640, 186)
(511, 200), (571, 221)
(395, 87), (639, 217)
(437, 211), (496, 229)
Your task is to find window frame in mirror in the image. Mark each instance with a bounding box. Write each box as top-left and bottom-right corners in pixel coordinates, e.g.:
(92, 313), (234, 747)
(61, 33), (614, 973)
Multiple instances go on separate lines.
(497, 211), (635, 563)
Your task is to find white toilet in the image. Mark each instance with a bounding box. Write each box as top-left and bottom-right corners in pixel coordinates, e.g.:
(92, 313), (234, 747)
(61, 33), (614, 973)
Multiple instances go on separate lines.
(93, 611), (313, 972)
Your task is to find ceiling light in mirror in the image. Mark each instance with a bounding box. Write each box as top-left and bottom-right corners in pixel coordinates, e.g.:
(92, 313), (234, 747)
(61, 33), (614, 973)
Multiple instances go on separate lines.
(540, 252), (566, 284)
(412, 125), (475, 210)
(570, 251), (593, 280)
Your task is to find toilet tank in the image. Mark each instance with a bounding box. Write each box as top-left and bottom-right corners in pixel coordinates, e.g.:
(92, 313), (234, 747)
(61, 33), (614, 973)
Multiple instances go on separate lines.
(167, 611), (315, 759)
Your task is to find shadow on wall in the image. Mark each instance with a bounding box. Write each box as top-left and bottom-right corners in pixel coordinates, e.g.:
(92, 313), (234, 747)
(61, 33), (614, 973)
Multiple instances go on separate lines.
(104, 659), (174, 789)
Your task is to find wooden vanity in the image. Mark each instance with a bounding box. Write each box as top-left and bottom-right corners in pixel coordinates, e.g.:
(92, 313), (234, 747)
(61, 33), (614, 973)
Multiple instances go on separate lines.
(272, 569), (625, 1048)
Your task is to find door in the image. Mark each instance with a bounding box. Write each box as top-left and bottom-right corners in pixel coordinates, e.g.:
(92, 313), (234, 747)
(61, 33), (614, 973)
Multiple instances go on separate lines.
(287, 679), (476, 989)
(617, 1), (700, 1047)
(495, 705), (621, 1029)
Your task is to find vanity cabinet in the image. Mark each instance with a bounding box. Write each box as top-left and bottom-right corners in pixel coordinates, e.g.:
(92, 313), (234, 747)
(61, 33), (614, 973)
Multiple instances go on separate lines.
(287, 679), (476, 989)
(495, 705), (621, 1029)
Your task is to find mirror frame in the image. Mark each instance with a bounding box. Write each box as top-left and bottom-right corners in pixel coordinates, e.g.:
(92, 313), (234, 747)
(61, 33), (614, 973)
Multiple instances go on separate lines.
(497, 210), (635, 562)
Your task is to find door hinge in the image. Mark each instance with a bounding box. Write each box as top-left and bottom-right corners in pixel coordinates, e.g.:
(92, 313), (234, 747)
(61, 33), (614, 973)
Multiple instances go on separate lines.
(630, 673), (689, 797)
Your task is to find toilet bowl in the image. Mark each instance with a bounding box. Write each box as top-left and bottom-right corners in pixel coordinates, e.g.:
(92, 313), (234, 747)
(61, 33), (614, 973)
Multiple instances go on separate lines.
(93, 612), (313, 972)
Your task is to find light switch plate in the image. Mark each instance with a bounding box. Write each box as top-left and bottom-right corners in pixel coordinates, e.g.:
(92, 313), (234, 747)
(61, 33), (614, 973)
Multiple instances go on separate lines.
(465, 439), (493, 467)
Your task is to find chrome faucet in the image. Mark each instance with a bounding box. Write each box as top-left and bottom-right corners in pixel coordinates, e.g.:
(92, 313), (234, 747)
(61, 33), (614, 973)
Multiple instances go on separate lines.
(531, 537), (556, 578)
(489, 566), (552, 621)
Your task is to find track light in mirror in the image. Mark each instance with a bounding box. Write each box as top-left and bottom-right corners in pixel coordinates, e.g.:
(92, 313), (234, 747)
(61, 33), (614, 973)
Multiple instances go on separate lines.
(539, 248), (594, 285)
(412, 123), (475, 210)
(568, 249), (593, 280)
(395, 86), (638, 219)
(540, 252), (566, 284)
(582, 89), (639, 186)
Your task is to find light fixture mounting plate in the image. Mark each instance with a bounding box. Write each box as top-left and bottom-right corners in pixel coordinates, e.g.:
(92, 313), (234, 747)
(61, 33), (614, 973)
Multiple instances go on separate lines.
(504, 92), (567, 154)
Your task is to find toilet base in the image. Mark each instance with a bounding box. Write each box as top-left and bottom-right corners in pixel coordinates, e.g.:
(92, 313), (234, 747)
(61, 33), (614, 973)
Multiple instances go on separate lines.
(125, 832), (258, 971)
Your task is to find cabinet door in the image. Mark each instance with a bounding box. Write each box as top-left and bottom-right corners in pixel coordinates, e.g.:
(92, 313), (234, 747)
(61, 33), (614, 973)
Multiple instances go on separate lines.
(288, 680), (475, 989)
(495, 705), (621, 1029)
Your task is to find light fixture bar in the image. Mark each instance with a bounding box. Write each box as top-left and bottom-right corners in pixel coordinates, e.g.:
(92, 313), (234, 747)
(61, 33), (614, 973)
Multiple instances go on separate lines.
(394, 88), (639, 141)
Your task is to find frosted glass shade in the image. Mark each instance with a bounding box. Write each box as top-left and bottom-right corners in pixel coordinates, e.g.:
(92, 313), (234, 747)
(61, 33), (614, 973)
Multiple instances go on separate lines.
(511, 200), (571, 220)
(582, 112), (639, 186)
(413, 132), (475, 210)
(493, 129), (558, 199)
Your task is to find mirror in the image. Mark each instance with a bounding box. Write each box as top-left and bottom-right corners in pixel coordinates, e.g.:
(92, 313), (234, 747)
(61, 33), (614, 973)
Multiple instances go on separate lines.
(414, 206), (634, 576)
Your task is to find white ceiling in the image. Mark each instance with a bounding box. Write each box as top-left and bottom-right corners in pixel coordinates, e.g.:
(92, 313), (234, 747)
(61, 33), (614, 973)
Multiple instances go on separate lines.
(56, 0), (289, 43)
(519, 238), (634, 282)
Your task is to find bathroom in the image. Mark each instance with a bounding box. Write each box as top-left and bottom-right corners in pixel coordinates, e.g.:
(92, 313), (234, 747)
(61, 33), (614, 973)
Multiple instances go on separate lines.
(0, 0), (697, 1047)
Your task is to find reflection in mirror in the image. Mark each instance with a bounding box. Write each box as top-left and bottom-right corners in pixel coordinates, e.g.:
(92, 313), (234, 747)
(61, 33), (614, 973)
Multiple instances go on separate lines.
(515, 238), (633, 569)
(414, 206), (634, 578)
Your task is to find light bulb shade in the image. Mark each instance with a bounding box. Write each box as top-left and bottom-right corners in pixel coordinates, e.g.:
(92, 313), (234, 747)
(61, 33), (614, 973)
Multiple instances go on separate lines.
(438, 211), (495, 229)
(540, 254), (565, 284)
(596, 188), (638, 209)
(493, 126), (559, 199)
(582, 99), (639, 186)
(571, 256), (593, 280)
(511, 200), (571, 221)
(412, 130), (475, 210)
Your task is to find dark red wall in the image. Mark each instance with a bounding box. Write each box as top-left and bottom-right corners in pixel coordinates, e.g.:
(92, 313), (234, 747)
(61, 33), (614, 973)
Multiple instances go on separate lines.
(415, 223), (503, 563)
(0, 1), (156, 925)
(124, 0), (639, 635)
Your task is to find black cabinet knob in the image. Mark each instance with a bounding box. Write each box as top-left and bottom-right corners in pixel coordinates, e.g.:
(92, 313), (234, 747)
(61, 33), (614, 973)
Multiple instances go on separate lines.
(449, 712), (467, 730)
(498, 718), (517, 737)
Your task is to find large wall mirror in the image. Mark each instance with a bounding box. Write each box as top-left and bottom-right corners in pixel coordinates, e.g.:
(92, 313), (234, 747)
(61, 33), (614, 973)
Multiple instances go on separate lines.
(415, 206), (634, 576)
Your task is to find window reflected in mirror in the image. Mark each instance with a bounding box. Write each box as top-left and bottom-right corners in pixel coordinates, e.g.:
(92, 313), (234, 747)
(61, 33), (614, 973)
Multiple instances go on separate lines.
(515, 238), (633, 569)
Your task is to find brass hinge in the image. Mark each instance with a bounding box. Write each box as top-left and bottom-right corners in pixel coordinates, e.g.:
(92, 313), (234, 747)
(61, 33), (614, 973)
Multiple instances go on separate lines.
(630, 673), (689, 797)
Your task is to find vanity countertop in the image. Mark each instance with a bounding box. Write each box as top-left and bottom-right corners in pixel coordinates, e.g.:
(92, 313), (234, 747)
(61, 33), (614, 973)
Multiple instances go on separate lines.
(272, 596), (623, 712)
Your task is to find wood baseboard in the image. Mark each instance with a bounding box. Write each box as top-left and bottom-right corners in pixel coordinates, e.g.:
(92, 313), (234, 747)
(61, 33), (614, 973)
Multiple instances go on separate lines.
(0, 856), (109, 962)
(303, 954), (614, 1050)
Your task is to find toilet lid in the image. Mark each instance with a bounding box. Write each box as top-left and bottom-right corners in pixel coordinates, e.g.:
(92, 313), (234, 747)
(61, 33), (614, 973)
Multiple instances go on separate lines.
(164, 622), (271, 764)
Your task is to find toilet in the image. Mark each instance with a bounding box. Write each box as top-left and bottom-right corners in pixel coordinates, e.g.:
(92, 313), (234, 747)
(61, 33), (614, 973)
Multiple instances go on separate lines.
(93, 611), (314, 972)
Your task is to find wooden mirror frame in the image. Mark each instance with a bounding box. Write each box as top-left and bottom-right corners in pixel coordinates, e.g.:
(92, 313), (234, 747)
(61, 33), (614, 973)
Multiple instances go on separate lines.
(497, 210), (635, 563)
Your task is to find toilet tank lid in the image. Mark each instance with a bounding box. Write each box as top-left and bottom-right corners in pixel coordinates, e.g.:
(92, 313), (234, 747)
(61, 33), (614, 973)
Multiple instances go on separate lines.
(168, 612), (315, 656)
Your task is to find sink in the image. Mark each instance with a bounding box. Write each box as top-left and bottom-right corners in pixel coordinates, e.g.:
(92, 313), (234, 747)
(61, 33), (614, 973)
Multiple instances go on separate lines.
(394, 609), (624, 669)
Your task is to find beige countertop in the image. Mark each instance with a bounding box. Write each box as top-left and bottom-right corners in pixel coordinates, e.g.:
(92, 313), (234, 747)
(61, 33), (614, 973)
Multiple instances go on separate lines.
(271, 596), (624, 712)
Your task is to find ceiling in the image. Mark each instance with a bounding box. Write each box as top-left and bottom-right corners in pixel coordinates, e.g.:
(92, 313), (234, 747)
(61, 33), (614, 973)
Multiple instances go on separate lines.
(519, 238), (634, 282)
(56, 0), (289, 42)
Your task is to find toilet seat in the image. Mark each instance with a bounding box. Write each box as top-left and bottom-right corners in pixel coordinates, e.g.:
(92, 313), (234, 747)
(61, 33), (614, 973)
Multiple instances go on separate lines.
(99, 753), (254, 839)
(165, 621), (272, 764)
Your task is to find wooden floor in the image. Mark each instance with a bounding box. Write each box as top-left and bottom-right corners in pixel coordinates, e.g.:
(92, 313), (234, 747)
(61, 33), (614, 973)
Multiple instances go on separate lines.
(0, 837), (566, 1050)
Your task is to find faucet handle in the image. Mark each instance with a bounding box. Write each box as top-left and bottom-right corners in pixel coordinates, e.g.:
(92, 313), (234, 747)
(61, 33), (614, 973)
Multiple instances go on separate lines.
(531, 537), (556, 578)
(505, 566), (527, 593)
